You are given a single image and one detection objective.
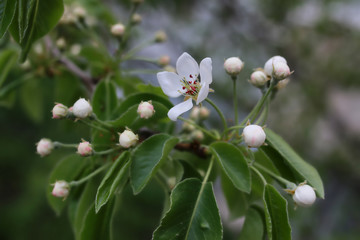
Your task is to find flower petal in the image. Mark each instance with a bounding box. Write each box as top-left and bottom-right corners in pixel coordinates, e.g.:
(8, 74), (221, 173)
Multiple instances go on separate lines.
(176, 52), (199, 81)
(167, 98), (193, 121)
(196, 83), (209, 105)
(157, 71), (183, 98)
(200, 57), (212, 84)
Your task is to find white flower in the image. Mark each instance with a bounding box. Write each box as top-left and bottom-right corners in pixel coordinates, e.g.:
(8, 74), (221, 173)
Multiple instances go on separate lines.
(224, 57), (244, 76)
(293, 184), (316, 207)
(72, 98), (93, 118)
(157, 52), (212, 121)
(52, 180), (70, 198)
(36, 138), (54, 157)
(250, 71), (268, 87)
(52, 103), (68, 119)
(77, 140), (93, 156)
(243, 125), (266, 148)
(119, 129), (138, 148)
(264, 55), (287, 76)
(137, 101), (155, 119)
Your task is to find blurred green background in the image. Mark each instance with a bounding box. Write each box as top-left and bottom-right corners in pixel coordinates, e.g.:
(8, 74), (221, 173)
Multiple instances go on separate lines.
(1, 0), (360, 239)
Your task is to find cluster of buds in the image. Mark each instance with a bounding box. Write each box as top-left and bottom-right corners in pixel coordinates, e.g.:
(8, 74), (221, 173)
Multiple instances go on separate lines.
(264, 55), (292, 80)
(224, 57), (244, 77)
(242, 124), (266, 148)
(137, 101), (155, 119)
(118, 129), (139, 148)
(190, 106), (210, 121)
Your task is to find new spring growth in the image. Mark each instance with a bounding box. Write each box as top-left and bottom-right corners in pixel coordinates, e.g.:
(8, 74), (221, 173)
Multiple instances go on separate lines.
(119, 129), (139, 148)
(111, 23), (125, 37)
(72, 98), (93, 118)
(52, 180), (70, 199)
(36, 138), (54, 157)
(77, 140), (93, 156)
(52, 103), (68, 119)
(243, 124), (266, 148)
(286, 182), (316, 207)
(250, 71), (268, 88)
(137, 101), (155, 119)
(224, 57), (244, 77)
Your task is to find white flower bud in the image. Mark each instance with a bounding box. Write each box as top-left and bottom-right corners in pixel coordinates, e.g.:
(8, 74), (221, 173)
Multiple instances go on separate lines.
(119, 129), (138, 148)
(73, 6), (86, 19)
(273, 61), (291, 80)
(77, 141), (93, 156)
(243, 125), (266, 148)
(52, 103), (68, 119)
(56, 38), (66, 50)
(36, 138), (53, 157)
(158, 55), (170, 67)
(224, 57), (244, 76)
(293, 184), (316, 207)
(264, 55), (287, 76)
(131, 13), (142, 24)
(190, 106), (201, 120)
(137, 101), (155, 119)
(72, 98), (93, 118)
(52, 180), (70, 198)
(111, 23), (125, 37)
(191, 130), (204, 141)
(199, 107), (210, 119)
(250, 71), (268, 87)
(182, 122), (196, 132)
(154, 30), (167, 43)
(70, 44), (82, 55)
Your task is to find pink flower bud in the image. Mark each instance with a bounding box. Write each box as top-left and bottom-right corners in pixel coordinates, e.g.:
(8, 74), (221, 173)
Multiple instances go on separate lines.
(137, 101), (155, 119)
(36, 138), (53, 157)
(158, 55), (171, 67)
(250, 71), (268, 87)
(224, 57), (244, 76)
(77, 141), (93, 156)
(293, 184), (316, 207)
(119, 129), (138, 148)
(52, 180), (70, 198)
(52, 103), (68, 119)
(73, 98), (92, 118)
(243, 125), (266, 148)
(273, 61), (291, 80)
(111, 23), (125, 37)
(264, 55), (287, 76)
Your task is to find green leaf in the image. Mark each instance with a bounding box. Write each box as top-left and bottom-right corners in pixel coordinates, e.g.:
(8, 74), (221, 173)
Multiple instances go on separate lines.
(136, 84), (168, 98)
(130, 133), (179, 194)
(153, 178), (223, 240)
(91, 129), (117, 152)
(95, 151), (130, 213)
(238, 207), (264, 240)
(79, 199), (115, 240)
(210, 142), (251, 193)
(0, 0), (17, 38)
(264, 129), (324, 198)
(0, 48), (18, 88)
(263, 184), (291, 240)
(20, 77), (44, 123)
(9, 0), (64, 61)
(92, 80), (118, 120)
(47, 154), (88, 216)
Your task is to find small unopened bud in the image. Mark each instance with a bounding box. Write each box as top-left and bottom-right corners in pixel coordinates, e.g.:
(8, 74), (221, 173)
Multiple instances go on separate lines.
(52, 103), (68, 119)
(111, 23), (125, 37)
(199, 107), (210, 119)
(119, 129), (138, 148)
(158, 55), (170, 67)
(264, 55), (287, 76)
(191, 130), (204, 141)
(273, 61), (291, 80)
(70, 44), (82, 55)
(36, 138), (53, 157)
(275, 78), (290, 90)
(292, 184), (316, 207)
(154, 30), (167, 43)
(243, 125), (266, 148)
(77, 140), (93, 156)
(73, 98), (92, 118)
(131, 13), (142, 24)
(137, 101), (155, 119)
(182, 122), (196, 132)
(73, 6), (86, 19)
(190, 106), (210, 120)
(20, 60), (31, 70)
(34, 43), (44, 55)
(224, 57), (244, 77)
(250, 71), (268, 87)
(52, 180), (70, 198)
(56, 38), (66, 50)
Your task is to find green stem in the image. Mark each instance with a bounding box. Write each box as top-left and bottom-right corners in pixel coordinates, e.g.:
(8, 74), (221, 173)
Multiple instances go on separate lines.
(121, 39), (156, 61)
(250, 165), (267, 186)
(69, 163), (111, 187)
(255, 98), (270, 125)
(91, 114), (113, 128)
(232, 77), (238, 125)
(94, 147), (121, 155)
(178, 116), (218, 140)
(205, 98), (228, 132)
(253, 162), (296, 188)
(79, 119), (110, 133)
(53, 142), (78, 148)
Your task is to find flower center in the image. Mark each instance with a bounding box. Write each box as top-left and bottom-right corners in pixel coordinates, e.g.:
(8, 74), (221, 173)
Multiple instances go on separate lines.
(180, 74), (201, 97)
